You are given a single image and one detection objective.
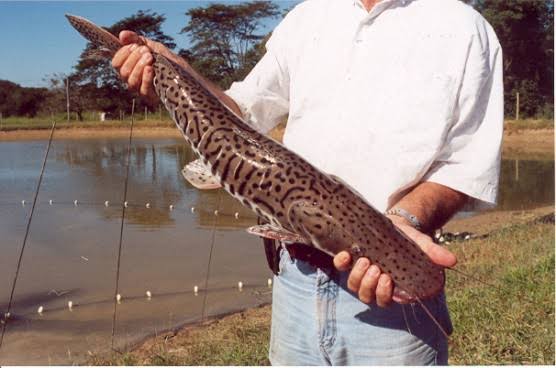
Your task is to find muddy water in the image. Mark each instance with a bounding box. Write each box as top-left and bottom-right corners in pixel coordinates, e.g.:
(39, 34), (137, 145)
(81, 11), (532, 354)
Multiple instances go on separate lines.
(0, 137), (553, 364)
(0, 138), (268, 364)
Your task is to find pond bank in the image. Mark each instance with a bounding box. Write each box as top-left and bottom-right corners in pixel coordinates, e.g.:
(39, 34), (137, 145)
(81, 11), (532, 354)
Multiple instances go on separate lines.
(1, 125), (553, 158)
(90, 205), (555, 365)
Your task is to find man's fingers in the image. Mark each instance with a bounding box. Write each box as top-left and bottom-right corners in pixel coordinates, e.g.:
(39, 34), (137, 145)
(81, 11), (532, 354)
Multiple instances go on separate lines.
(128, 53), (153, 90)
(347, 258), (369, 292)
(119, 30), (142, 46)
(375, 274), (393, 307)
(333, 251), (351, 271)
(140, 66), (154, 96)
(120, 46), (149, 80)
(396, 224), (457, 268)
(112, 44), (135, 69)
(417, 236), (457, 268)
(358, 265), (380, 304)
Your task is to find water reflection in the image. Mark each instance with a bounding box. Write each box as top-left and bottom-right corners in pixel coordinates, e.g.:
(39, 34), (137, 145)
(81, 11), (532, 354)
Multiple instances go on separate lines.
(0, 138), (553, 364)
(498, 159), (554, 210)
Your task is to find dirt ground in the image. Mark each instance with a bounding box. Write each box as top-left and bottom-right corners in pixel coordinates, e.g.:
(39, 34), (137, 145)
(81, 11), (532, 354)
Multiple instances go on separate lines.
(1, 125), (552, 158)
(0, 127), (181, 141)
(445, 205), (553, 235)
(123, 204), (553, 362)
(502, 128), (554, 159)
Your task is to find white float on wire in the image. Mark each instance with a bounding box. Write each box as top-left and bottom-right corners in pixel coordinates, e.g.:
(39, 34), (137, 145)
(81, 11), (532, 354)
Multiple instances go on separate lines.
(191, 207), (195, 213)
(267, 278), (272, 288)
(238, 281), (243, 291)
(68, 301), (73, 311)
(21, 200), (25, 206)
(116, 294), (122, 303)
(104, 200), (109, 207)
(214, 209), (219, 216)
(49, 199), (53, 205)
(169, 204), (174, 210)
(145, 203), (151, 209)
(37, 306), (44, 315)
(146, 290), (152, 300)
(194, 285), (199, 295)
(234, 212), (239, 219)
(73, 200), (78, 206)
(124, 201), (128, 208)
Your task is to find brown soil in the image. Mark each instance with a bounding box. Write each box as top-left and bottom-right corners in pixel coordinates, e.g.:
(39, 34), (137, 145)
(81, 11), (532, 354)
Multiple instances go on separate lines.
(502, 128), (554, 160)
(124, 204), (553, 362)
(2, 125), (552, 158)
(0, 127), (181, 141)
(444, 205), (554, 235)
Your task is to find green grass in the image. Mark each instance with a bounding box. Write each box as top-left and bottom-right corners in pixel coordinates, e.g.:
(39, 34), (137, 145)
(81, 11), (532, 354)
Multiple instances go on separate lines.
(0, 112), (174, 131)
(446, 222), (555, 365)
(89, 221), (554, 366)
(505, 118), (554, 131)
(89, 307), (272, 365)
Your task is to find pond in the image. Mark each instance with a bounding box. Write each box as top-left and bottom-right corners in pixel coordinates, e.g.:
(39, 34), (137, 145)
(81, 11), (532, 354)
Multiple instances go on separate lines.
(0, 137), (553, 364)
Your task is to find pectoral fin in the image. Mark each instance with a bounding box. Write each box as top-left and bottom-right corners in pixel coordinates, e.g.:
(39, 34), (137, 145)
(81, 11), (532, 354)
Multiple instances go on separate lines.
(246, 224), (308, 243)
(181, 159), (222, 190)
(287, 200), (362, 258)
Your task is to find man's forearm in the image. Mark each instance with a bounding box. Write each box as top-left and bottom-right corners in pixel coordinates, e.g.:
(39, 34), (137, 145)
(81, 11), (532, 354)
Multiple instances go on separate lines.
(389, 182), (467, 234)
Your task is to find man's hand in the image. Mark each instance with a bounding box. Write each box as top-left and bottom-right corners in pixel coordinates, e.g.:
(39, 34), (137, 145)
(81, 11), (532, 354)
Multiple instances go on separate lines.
(111, 31), (181, 105)
(333, 215), (457, 307)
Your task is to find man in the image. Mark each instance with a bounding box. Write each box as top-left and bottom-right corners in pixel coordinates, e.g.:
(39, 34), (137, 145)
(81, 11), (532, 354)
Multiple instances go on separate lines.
(111, 0), (503, 364)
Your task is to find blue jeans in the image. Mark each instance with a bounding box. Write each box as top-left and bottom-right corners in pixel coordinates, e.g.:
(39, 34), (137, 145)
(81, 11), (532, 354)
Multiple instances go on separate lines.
(269, 248), (451, 365)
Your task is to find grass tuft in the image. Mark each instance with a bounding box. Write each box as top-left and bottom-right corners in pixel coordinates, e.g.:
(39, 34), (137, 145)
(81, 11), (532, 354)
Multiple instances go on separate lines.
(89, 221), (554, 365)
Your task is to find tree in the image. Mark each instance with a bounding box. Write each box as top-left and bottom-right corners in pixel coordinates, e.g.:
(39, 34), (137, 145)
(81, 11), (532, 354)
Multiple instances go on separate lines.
(72, 10), (176, 115)
(179, 1), (280, 87)
(471, 0), (554, 118)
(0, 80), (48, 118)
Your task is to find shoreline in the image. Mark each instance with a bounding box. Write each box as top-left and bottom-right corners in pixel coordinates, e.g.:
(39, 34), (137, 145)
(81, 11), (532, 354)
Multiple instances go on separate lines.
(1, 126), (552, 159)
(90, 205), (554, 365)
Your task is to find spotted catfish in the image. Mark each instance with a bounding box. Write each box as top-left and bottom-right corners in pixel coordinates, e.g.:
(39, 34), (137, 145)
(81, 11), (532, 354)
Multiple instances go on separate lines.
(66, 14), (445, 302)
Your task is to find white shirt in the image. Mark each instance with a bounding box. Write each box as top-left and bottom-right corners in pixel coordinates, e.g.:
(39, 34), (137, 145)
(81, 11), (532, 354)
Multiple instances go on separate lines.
(226, 0), (503, 212)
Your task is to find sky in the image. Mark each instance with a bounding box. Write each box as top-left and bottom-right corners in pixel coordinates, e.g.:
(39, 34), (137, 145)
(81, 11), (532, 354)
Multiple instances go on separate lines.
(0, 1), (299, 87)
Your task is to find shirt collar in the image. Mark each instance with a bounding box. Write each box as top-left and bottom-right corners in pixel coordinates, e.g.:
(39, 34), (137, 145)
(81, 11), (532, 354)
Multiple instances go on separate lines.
(351, 0), (409, 20)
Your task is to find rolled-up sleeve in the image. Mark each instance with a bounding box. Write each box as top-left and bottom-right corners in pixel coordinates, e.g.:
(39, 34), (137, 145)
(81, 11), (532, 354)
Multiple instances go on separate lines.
(424, 22), (504, 211)
(225, 17), (291, 134)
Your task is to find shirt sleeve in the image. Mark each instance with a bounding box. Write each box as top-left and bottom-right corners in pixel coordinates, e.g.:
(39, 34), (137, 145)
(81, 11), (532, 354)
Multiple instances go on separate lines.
(424, 21), (504, 211)
(225, 15), (291, 134)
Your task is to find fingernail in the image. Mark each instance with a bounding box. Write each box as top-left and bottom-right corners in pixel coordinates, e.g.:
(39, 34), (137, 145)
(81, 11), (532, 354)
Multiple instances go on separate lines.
(129, 44), (138, 51)
(367, 265), (380, 276)
(139, 46), (149, 53)
(356, 258), (369, 269)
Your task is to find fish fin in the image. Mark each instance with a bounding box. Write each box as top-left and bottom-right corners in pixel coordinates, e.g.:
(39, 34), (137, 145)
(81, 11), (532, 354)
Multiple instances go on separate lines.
(247, 224), (308, 243)
(287, 200), (359, 257)
(181, 159), (222, 190)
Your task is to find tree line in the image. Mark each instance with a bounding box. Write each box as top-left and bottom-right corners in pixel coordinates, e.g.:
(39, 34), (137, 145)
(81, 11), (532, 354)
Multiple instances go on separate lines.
(0, 0), (552, 120)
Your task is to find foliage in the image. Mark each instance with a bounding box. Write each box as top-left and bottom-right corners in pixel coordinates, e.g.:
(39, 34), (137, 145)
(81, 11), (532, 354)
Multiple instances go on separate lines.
(179, 1), (279, 88)
(70, 10), (176, 117)
(471, 0), (554, 118)
(0, 80), (48, 118)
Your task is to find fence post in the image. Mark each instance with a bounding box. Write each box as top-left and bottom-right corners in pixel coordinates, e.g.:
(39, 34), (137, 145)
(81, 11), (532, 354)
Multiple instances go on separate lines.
(0, 112), (3, 130)
(145, 106), (148, 120)
(66, 78), (70, 123)
(515, 92), (520, 121)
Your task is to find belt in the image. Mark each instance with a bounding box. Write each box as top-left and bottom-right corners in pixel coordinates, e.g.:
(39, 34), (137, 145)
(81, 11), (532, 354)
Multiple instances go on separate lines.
(284, 242), (335, 270)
